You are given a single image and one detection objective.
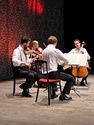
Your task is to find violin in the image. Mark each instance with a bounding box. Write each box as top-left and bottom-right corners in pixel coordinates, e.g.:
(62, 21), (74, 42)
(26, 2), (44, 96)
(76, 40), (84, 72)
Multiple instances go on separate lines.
(72, 41), (88, 78)
(24, 47), (41, 55)
(24, 47), (32, 56)
(34, 48), (42, 55)
(30, 48), (42, 60)
(24, 45), (43, 60)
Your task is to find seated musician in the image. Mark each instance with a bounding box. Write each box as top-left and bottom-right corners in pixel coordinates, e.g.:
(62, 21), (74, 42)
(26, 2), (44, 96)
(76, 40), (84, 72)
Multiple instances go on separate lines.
(12, 37), (38, 97)
(31, 40), (59, 96)
(31, 40), (43, 58)
(68, 39), (91, 86)
(42, 36), (75, 101)
(24, 40), (43, 62)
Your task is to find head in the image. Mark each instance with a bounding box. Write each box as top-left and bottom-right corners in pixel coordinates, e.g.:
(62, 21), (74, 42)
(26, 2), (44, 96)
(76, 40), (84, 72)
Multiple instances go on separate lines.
(21, 36), (31, 50)
(47, 36), (58, 47)
(73, 39), (81, 50)
(31, 40), (39, 50)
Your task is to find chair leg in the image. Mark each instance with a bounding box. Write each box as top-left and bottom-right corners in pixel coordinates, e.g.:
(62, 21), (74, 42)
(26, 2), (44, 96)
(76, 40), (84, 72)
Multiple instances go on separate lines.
(59, 81), (62, 95)
(13, 77), (16, 96)
(48, 84), (51, 105)
(35, 82), (40, 102)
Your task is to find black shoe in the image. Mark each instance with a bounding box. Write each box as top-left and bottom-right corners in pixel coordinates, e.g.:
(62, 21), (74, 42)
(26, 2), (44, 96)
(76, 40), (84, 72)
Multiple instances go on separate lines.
(51, 93), (58, 99)
(63, 95), (72, 100)
(22, 91), (32, 97)
(59, 94), (64, 101)
(73, 81), (77, 85)
(59, 94), (72, 101)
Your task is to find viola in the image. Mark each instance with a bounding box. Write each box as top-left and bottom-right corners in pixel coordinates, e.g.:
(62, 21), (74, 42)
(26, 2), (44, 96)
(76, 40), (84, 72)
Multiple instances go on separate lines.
(72, 41), (88, 78)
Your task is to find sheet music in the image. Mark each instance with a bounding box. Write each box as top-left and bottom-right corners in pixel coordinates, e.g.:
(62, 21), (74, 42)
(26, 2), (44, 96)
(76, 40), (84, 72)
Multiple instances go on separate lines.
(60, 53), (87, 67)
(64, 53), (87, 66)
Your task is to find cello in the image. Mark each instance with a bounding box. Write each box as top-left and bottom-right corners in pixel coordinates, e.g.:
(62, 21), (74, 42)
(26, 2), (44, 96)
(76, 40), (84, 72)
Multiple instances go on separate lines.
(72, 41), (88, 78)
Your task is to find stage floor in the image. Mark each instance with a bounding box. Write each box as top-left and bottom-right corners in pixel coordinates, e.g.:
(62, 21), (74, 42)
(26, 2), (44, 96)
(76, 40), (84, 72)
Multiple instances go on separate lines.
(0, 74), (94, 125)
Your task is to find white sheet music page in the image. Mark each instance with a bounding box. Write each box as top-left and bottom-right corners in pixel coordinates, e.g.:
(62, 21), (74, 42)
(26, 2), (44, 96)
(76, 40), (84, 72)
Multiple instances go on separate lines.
(63, 53), (87, 66)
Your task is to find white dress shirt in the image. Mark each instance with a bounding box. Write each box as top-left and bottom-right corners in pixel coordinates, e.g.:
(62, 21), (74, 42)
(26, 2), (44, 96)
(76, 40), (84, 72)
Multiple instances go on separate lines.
(12, 45), (33, 66)
(42, 44), (69, 73)
(68, 47), (90, 60)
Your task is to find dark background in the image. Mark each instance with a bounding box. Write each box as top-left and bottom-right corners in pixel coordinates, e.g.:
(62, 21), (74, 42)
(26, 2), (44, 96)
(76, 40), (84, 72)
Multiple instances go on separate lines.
(0, 0), (94, 81)
(64, 1), (94, 73)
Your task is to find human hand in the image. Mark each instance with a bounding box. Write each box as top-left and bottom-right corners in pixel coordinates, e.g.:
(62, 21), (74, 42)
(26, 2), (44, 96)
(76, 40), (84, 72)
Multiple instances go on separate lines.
(25, 63), (31, 68)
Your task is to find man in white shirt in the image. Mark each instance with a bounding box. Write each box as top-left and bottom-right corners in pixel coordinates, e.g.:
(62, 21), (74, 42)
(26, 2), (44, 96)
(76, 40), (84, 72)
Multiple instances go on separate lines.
(69, 39), (91, 86)
(12, 37), (38, 97)
(42, 36), (75, 101)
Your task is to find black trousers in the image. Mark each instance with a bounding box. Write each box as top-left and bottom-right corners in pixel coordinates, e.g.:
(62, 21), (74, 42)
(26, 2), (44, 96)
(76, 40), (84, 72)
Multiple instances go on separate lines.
(48, 70), (74, 95)
(14, 66), (38, 89)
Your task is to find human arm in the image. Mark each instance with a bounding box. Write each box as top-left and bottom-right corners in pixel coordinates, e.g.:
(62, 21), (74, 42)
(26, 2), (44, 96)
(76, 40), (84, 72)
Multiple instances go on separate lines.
(55, 49), (69, 64)
(12, 48), (31, 68)
(80, 48), (90, 60)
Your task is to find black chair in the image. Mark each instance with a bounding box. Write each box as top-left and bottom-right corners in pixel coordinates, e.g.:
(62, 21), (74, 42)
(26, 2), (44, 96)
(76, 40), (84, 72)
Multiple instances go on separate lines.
(11, 58), (25, 96)
(35, 59), (62, 105)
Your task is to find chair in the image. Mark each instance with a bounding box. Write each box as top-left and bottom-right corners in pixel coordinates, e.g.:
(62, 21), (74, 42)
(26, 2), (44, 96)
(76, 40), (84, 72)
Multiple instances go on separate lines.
(35, 59), (62, 105)
(11, 58), (25, 96)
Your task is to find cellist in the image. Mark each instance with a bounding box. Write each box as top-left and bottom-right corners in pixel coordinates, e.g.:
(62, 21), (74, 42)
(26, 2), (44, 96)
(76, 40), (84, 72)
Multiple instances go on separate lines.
(68, 39), (91, 86)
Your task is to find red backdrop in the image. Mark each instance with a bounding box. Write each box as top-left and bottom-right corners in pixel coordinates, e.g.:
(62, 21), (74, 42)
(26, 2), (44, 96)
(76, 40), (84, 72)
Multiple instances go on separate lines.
(0, 0), (64, 80)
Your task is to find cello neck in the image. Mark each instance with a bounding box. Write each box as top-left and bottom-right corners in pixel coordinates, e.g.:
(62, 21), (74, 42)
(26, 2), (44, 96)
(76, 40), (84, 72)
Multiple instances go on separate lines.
(81, 41), (86, 48)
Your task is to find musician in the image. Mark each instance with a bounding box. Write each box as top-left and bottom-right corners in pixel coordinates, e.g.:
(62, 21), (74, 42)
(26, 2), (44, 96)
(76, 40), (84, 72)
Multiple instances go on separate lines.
(12, 36), (38, 97)
(42, 36), (75, 101)
(31, 40), (43, 59)
(68, 39), (91, 86)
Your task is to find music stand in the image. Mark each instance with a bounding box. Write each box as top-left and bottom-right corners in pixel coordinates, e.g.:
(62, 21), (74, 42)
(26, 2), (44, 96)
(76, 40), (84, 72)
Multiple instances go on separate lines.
(60, 54), (88, 97)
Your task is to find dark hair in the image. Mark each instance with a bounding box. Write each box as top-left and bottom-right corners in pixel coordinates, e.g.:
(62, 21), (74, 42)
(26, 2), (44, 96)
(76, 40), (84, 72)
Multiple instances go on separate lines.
(73, 39), (81, 47)
(74, 39), (81, 44)
(47, 36), (58, 44)
(21, 36), (30, 44)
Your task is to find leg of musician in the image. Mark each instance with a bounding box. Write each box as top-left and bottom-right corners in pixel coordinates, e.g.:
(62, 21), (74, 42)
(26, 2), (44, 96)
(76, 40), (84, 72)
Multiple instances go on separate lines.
(49, 71), (75, 101)
(58, 64), (71, 74)
(50, 82), (58, 99)
(17, 67), (38, 97)
(58, 65), (77, 86)
(41, 73), (58, 99)
(80, 67), (91, 86)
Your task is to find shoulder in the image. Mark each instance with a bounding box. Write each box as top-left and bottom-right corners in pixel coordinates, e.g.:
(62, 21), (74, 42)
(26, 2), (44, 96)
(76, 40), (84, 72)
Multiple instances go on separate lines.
(39, 47), (43, 52)
(71, 48), (76, 51)
(54, 48), (63, 54)
(83, 48), (87, 50)
(68, 48), (75, 53)
(13, 46), (21, 52)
